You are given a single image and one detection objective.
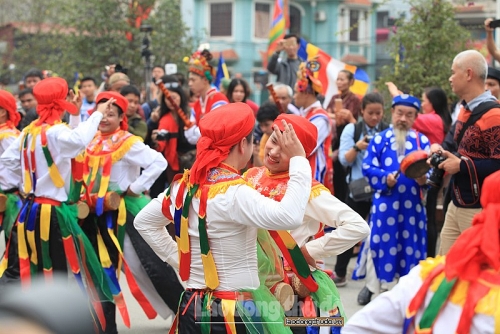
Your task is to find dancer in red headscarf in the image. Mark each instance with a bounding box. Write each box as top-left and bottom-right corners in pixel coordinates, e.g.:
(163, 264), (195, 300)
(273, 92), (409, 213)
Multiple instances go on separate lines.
(0, 90), (22, 243)
(343, 169), (500, 334)
(244, 114), (368, 334)
(135, 102), (312, 334)
(79, 92), (184, 334)
(0, 78), (118, 331)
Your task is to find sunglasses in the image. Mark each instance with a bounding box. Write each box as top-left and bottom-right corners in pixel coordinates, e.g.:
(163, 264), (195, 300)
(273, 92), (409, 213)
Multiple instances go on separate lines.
(164, 82), (180, 89)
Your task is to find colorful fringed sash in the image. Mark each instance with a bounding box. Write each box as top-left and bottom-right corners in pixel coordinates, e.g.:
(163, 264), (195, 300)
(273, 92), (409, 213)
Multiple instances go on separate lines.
(20, 122), (65, 194)
(164, 165), (247, 290)
(82, 129), (141, 216)
(404, 256), (500, 334)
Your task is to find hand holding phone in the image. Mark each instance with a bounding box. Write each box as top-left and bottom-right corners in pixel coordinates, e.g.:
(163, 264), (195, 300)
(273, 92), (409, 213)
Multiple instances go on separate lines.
(489, 19), (500, 29)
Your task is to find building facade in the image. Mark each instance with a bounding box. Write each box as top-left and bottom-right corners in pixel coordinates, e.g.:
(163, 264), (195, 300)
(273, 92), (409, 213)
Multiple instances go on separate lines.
(182, 0), (378, 96)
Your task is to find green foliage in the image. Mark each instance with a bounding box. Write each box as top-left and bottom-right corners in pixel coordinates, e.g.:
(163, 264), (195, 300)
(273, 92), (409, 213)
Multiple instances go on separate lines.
(376, 0), (470, 100)
(3, 0), (194, 88)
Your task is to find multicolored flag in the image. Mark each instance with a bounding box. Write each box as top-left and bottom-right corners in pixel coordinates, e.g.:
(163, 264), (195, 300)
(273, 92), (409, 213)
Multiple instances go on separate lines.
(266, 0), (286, 67)
(298, 39), (370, 108)
(213, 55), (229, 89)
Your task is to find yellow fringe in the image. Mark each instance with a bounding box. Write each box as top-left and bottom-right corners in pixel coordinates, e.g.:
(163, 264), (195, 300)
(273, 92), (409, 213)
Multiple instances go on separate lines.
(420, 256), (500, 319)
(207, 179), (248, 200)
(0, 132), (18, 141)
(85, 136), (141, 164)
(201, 250), (220, 290)
(309, 183), (329, 200)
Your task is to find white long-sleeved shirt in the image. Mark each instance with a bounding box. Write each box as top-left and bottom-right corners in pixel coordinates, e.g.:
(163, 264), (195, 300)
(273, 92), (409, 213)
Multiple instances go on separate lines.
(342, 263), (494, 334)
(0, 128), (21, 190)
(134, 156), (312, 291)
(1, 112), (103, 202)
(90, 140), (167, 195)
(295, 187), (369, 260)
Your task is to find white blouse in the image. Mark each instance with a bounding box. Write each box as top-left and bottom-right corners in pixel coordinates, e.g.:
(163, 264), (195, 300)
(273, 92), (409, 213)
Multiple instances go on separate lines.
(134, 156), (312, 291)
(1, 112), (103, 202)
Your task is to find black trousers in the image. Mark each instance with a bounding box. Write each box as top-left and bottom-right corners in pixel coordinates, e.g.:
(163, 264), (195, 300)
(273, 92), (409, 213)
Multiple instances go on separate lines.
(425, 186), (439, 258)
(334, 196), (371, 278)
(177, 290), (248, 334)
(333, 160), (348, 203)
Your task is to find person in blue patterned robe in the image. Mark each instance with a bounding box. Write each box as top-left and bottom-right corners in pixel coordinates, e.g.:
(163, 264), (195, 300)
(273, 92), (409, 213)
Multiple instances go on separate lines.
(352, 94), (430, 305)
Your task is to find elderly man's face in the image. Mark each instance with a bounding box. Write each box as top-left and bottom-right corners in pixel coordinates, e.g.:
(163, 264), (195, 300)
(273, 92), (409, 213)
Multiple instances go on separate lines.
(449, 61), (468, 98)
(273, 87), (292, 111)
(391, 105), (417, 131)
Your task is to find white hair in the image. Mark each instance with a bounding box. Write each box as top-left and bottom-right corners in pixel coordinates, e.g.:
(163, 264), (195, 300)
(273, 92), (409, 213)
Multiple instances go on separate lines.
(453, 50), (488, 82)
(273, 83), (293, 98)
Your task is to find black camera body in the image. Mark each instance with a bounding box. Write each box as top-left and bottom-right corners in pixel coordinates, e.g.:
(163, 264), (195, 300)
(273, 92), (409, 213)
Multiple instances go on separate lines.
(426, 152), (446, 188)
(156, 130), (170, 141)
(365, 135), (374, 143)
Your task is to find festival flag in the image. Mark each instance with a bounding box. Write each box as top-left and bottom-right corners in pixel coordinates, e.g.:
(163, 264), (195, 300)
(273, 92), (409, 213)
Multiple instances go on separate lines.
(297, 38), (370, 108)
(213, 55), (229, 89)
(266, 0), (286, 67)
(73, 72), (82, 94)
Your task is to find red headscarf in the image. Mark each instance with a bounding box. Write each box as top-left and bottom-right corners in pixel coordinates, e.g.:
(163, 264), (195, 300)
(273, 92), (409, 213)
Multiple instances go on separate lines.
(33, 77), (78, 126)
(0, 90), (21, 127)
(189, 102), (255, 186)
(273, 114), (318, 171)
(445, 170), (500, 281)
(92, 91), (129, 131)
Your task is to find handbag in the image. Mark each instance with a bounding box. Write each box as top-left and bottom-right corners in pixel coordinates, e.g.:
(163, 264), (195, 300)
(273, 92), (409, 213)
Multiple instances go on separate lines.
(348, 177), (373, 202)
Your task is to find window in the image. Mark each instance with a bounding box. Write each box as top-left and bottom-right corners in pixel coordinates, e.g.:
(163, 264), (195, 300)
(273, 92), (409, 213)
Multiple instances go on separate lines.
(255, 3), (271, 39)
(210, 3), (232, 37)
(289, 5), (301, 36)
(377, 11), (389, 28)
(349, 9), (359, 41)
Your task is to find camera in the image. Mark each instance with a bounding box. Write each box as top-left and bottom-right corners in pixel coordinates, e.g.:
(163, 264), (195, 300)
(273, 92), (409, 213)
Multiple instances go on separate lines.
(156, 130), (170, 141)
(365, 135), (374, 143)
(426, 152), (446, 188)
(140, 24), (153, 33)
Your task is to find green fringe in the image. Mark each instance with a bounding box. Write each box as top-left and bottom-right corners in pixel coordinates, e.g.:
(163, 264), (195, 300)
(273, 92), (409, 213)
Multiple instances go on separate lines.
(2, 193), (21, 239)
(311, 270), (346, 317)
(257, 229), (283, 287)
(239, 285), (292, 334)
(419, 277), (457, 329)
(55, 203), (113, 302)
(123, 194), (150, 216)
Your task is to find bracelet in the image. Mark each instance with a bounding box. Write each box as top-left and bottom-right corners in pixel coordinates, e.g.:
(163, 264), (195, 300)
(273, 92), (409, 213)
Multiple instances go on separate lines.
(353, 145), (361, 152)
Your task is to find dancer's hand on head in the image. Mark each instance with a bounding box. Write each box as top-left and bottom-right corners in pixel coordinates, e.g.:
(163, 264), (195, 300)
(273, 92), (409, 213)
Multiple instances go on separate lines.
(273, 120), (306, 158)
(96, 98), (116, 115)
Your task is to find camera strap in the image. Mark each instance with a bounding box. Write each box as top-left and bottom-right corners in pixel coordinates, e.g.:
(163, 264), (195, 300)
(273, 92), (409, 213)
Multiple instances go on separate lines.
(453, 101), (500, 206)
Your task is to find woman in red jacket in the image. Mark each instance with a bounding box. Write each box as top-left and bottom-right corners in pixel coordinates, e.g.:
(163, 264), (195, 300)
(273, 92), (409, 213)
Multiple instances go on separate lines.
(226, 78), (259, 115)
(149, 75), (196, 197)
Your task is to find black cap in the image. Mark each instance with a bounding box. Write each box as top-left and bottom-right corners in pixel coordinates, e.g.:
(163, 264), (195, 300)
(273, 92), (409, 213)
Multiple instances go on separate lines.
(487, 67), (500, 83)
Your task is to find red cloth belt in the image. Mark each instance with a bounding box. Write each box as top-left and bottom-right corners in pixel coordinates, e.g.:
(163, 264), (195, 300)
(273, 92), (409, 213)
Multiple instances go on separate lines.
(34, 197), (61, 207)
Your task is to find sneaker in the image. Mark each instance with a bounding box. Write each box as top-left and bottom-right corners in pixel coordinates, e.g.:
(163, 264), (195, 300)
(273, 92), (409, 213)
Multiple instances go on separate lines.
(332, 275), (347, 287)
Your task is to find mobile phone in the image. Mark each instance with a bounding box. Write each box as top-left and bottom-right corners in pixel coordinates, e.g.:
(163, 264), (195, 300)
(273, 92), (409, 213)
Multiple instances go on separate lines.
(490, 19), (500, 29)
(365, 135), (374, 143)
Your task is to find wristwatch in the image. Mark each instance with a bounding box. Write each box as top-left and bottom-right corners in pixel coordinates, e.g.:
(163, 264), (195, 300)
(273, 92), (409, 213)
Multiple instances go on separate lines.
(353, 145), (361, 152)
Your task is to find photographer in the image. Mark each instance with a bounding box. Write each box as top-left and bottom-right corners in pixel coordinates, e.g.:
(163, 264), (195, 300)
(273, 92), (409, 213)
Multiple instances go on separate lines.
(149, 75), (196, 198)
(334, 92), (388, 287)
(431, 50), (500, 255)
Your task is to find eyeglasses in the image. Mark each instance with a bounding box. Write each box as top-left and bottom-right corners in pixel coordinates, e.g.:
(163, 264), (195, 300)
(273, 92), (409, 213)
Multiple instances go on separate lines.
(164, 82), (180, 89)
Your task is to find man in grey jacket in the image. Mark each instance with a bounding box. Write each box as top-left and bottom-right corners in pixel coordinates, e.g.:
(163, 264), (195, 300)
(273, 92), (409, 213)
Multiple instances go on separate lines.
(267, 34), (302, 88)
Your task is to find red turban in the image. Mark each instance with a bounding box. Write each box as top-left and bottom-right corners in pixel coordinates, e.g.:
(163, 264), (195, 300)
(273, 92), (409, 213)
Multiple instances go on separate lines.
(189, 102), (255, 186)
(273, 114), (318, 170)
(33, 77), (78, 126)
(445, 170), (500, 281)
(93, 91), (129, 131)
(0, 90), (21, 127)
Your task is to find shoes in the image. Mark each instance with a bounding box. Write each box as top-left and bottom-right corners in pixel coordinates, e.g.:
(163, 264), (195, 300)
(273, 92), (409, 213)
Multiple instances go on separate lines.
(357, 286), (373, 306)
(332, 275), (347, 287)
